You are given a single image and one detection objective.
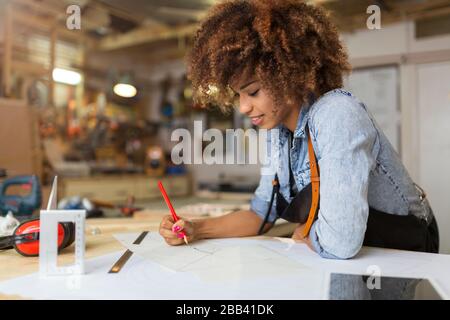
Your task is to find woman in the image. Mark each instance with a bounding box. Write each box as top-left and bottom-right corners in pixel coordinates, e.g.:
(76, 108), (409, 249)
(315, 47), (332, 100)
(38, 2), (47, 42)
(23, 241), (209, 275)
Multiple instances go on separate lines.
(159, 0), (439, 259)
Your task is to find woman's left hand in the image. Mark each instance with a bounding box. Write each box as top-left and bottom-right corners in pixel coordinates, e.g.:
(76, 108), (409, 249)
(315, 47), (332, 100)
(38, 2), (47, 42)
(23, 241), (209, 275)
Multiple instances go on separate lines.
(292, 224), (314, 251)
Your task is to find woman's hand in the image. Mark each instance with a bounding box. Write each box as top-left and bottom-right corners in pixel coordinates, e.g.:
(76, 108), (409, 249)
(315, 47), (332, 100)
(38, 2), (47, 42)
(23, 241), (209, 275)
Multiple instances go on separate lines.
(159, 215), (197, 246)
(292, 224), (314, 251)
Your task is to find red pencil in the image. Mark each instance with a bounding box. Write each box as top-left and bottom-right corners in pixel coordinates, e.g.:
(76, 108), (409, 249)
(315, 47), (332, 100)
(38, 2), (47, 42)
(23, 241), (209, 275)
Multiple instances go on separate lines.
(158, 181), (188, 245)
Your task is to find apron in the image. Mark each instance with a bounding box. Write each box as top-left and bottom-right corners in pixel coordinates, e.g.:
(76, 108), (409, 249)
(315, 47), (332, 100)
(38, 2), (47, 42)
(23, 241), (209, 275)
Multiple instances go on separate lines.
(258, 126), (439, 254)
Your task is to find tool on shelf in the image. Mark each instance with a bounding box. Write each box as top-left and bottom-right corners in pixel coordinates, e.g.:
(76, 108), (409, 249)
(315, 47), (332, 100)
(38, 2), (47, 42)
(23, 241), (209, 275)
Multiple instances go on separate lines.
(0, 171), (42, 217)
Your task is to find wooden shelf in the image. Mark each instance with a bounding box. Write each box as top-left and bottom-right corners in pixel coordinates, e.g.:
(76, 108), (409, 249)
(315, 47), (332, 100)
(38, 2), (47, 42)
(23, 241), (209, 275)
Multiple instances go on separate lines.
(60, 174), (190, 202)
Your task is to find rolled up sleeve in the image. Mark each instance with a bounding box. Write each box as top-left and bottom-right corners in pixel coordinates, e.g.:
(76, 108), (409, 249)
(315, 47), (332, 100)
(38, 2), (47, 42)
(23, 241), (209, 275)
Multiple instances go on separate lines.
(308, 94), (377, 259)
(250, 177), (277, 222)
(309, 221), (341, 259)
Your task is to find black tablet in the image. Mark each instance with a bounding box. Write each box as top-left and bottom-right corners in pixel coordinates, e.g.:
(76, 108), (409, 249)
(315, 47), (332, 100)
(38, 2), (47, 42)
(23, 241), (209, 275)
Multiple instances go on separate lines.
(328, 273), (446, 300)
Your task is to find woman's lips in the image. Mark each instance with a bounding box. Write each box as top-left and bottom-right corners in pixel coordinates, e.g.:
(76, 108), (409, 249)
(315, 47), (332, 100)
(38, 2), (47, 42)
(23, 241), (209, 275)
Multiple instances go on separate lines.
(250, 115), (264, 126)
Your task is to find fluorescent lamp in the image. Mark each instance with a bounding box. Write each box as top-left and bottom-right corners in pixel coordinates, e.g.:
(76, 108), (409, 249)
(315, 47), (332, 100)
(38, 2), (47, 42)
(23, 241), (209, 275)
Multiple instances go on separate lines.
(52, 68), (82, 85)
(113, 83), (137, 98)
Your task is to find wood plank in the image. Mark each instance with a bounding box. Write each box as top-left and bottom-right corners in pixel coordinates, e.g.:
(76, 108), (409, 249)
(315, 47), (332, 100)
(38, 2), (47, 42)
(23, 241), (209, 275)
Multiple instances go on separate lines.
(2, 4), (12, 97)
(0, 99), (42, 178)
(11, 10), (96, 48)
(350, 54), (403, 69)
(98, 23), (198, 51)
(411, 5), (450, 21)
(11, 60), (49, 76)
(388, 0), (450, 14)
(12, 10), (58, 31)
(327, 0), (450, 32)
(90, 0), (147, 24)
(405, 49), (450, 64)
(13, 0), (65, 20)
(416, 12), (450, 38)
(48, 28), (56, 106)
(350, 49), (450, 69)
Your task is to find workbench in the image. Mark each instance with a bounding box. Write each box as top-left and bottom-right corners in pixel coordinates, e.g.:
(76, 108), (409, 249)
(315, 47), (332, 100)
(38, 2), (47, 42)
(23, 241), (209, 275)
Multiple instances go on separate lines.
(0, 214), (164, 299)
(1, 212), (449, 300)
(0, 209), (298, 300)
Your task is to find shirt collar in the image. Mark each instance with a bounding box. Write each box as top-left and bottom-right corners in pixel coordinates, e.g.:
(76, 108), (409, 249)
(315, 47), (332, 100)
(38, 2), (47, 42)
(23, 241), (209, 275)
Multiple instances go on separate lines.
(277, 105), (309, 147)
(295, 92), (317, 137)
(292, 105), (310, 139)
(276, 92), (316, 146)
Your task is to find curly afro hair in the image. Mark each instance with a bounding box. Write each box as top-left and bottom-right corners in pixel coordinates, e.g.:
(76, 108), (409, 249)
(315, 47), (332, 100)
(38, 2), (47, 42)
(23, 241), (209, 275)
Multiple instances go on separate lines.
(186, 0), (351, 112)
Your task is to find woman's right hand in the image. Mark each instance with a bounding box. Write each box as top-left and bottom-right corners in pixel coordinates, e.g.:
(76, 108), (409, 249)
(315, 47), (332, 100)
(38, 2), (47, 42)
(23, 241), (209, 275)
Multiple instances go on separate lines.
(159, 215), (197, 246)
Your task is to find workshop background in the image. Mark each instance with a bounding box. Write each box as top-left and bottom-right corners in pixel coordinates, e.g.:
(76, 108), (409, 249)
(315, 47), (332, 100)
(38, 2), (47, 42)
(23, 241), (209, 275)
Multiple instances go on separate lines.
(0, 0), (450, 252)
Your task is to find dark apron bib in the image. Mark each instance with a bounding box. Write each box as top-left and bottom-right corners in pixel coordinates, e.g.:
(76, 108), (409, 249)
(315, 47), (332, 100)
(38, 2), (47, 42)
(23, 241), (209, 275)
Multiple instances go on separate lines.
(274, 182), (439, 254)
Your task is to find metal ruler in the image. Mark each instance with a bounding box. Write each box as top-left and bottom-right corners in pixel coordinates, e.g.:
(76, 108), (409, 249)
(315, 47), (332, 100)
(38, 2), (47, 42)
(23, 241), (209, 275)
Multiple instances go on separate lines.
(108, 231), (148, 273)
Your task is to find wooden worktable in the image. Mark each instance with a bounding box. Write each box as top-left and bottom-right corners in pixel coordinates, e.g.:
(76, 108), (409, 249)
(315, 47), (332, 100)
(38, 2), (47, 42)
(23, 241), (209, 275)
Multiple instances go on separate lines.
(0, 214), (165, 299)
(2, 213), (450, 300)
(0, 211), (295, 299)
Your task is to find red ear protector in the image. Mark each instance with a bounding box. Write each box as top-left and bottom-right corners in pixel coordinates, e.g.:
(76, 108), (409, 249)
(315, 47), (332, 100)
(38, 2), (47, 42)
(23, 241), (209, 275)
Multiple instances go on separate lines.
(0, 218), (75, 257)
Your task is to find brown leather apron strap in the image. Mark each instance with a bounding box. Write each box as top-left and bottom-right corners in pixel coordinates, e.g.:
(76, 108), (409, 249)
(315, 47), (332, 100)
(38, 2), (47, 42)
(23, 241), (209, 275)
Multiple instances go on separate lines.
(302, 128), (320, 238)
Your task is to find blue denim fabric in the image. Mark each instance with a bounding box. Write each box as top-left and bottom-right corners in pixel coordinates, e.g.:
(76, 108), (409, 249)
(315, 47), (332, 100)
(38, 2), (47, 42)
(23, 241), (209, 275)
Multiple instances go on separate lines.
(250, 89), (432, 259)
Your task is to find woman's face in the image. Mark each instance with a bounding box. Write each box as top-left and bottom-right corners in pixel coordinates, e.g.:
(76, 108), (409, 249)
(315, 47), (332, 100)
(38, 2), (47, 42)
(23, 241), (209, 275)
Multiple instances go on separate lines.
(230, 75), (300, 131)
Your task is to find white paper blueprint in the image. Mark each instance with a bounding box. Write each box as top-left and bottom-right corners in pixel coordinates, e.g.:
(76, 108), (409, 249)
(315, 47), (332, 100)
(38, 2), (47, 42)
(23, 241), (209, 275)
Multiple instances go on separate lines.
(1, 236), (449, 300)
(113, 232), (309, 279)
(0, 243), (324, 299)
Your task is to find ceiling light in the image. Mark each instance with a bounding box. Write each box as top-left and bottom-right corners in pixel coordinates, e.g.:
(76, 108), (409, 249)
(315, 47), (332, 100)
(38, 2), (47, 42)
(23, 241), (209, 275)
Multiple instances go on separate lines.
(52, 68), (82, 85)
(113, 83), (137, 98)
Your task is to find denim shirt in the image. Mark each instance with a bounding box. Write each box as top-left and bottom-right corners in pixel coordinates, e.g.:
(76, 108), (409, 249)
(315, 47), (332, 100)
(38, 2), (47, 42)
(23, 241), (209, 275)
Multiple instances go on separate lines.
(250, 88), (432, 259)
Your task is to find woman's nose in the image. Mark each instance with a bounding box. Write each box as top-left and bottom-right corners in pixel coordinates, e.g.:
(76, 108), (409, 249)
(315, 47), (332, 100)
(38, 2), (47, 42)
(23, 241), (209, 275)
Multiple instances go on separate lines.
(238, 96), (252, 115)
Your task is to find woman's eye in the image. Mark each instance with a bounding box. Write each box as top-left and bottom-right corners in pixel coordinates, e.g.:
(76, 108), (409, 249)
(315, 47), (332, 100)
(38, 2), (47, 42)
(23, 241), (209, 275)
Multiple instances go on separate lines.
(249, 89), (259, 97)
